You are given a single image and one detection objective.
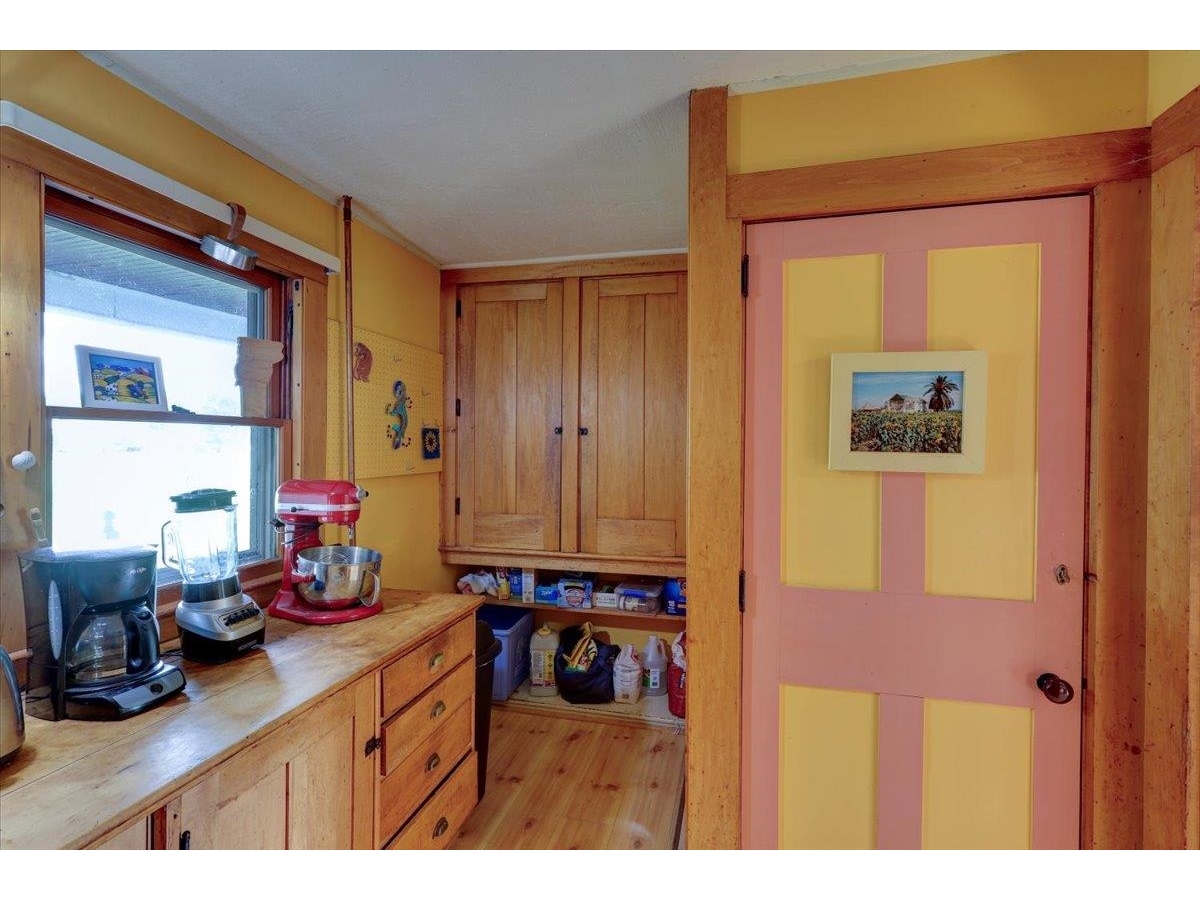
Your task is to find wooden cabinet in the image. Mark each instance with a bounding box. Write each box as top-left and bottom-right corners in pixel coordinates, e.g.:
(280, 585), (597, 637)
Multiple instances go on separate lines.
(447, 267), (687, 569)
(377, 616), (477, 847)
(457, 281), (564, 551)
(175, 674), (376, 850)
(87, 816), (150, 850)
(580, 273), (687, 557)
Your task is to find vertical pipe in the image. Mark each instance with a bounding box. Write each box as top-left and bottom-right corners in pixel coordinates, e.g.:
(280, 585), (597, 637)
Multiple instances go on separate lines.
(342, 196), (357, 546)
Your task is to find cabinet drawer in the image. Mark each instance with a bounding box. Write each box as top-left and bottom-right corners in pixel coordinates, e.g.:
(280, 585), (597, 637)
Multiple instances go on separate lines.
(379, 700), (473, 840)
(381, 617), (474, 719)
(382, 657), (473, 776)
(385, 752), (478, 850)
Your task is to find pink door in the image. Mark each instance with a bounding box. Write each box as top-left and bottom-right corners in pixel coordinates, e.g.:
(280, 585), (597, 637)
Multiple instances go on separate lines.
(743, 197), (1090, 849)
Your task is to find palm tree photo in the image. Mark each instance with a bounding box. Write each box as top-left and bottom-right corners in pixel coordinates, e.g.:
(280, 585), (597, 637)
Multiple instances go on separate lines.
(923, 374), (959, 411)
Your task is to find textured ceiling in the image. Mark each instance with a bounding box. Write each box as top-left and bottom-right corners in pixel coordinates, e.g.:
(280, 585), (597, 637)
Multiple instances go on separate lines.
(87, 51), (1001, 266)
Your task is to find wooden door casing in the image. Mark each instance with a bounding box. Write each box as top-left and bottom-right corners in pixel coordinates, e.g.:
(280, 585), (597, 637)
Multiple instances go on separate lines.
(457, 282), (564, 551)
(579, 273), (687, 558)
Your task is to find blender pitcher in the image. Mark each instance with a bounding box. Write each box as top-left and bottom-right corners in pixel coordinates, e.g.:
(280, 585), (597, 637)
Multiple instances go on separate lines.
(161, 488), (239, 587)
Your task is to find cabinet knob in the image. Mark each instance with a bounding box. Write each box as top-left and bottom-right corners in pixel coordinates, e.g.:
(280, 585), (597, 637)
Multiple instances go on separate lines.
(430, 699), (447, 719)
(426, 753), (442, 773)
(179, 830), (191, 850)
(428, 651), (444, 671)
(579, 427), (589, 436)
(553, 426), (563, 435)
(433, 817), (449, 839)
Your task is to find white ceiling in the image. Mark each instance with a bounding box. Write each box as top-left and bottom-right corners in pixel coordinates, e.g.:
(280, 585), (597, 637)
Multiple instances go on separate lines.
(87, 51), (1002, 266)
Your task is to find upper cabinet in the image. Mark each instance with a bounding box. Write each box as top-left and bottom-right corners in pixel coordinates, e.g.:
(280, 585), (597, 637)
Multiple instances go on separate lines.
(444, 263), (687, 571)
(457, 282), (564, 552)
(579, 274), (687, 558)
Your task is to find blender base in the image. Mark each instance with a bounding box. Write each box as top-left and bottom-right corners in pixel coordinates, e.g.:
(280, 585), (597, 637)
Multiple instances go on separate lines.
(267, 589), (382, 625)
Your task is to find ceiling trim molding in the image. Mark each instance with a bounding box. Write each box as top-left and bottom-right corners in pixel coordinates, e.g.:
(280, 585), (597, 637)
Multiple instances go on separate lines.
(444, 247), (688, 270)
(727, 50), (1013, 95)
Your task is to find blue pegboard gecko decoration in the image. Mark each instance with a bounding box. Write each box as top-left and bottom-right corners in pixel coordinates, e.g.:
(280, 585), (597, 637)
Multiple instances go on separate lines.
(385, 379), (413, 449)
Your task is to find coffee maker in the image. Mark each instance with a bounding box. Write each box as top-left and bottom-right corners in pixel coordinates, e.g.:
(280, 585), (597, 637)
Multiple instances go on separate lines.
(19, 546), (186, 721)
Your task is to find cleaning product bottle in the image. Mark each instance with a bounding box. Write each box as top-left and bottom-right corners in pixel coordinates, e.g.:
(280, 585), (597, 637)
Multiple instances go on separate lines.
(641, 635), (668, 696)
(613, 644), (642, 704)
(529, 625), (558, 697)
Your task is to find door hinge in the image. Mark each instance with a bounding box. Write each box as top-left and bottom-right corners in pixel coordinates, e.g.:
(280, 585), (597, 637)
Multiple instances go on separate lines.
(455, 398), (461, 417)
(364, 735), (380, 757)
(456, 299), (462, 318)
(454, 497), (461, 515)
(738, 570), (746, 614)
(740, 254), (750, 298)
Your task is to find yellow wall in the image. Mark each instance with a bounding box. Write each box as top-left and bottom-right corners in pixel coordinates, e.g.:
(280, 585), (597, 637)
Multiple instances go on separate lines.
(326, 221), (455, 591)
(1147, 50), (1200, 119)
(728, 50), (1148, 174)
(0, 50), (452, 592)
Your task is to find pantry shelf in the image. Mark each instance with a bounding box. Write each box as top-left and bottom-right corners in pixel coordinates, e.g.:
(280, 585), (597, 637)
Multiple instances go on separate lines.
(495, 679), (682, 730)
(478, 596), (684, 629)
(440, 547), (686, 579)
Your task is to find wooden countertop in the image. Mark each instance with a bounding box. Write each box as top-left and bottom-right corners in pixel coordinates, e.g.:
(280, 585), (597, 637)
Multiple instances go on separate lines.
(0, 589), (483, 850)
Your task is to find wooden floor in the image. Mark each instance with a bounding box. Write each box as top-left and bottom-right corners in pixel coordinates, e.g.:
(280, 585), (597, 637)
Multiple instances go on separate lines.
(450, 707), (685, 849)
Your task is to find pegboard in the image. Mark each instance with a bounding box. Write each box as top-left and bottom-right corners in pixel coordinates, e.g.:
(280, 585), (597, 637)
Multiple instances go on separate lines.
(327, 323), (443, 479)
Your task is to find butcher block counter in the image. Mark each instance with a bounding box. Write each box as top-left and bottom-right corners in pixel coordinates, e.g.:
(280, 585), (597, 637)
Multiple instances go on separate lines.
(0, 589), (484, 850)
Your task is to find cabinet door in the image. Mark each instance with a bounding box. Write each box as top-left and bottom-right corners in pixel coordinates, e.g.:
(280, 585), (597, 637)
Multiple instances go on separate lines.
(457, 282), (563, 550)
(580, 273), (687, 557)
(177, 676), (375, 850)
(87, 816), (150, 850)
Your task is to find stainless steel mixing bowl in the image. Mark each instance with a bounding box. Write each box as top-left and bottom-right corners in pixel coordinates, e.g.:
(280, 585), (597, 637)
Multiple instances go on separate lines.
(292, 546), (382, 609)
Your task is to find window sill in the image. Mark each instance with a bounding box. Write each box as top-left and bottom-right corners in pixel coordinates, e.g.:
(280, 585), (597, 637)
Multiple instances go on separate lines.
(47, 406), (287, 428)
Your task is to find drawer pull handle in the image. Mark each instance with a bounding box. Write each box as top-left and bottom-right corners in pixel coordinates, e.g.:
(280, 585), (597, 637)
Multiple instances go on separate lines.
(430, 699), (447, 719)
(429, 651), (445, 671)
(426, 753), (442, 772)
(433, 817), (449, 839)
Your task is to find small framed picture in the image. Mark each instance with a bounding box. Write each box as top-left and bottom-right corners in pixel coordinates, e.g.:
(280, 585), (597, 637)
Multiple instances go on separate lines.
(75, 345), (168, 412)
(829, 350), (988, 473)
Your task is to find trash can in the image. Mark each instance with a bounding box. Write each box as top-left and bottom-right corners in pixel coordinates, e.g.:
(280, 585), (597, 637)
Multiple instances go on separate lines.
(474, 617), (502, 801)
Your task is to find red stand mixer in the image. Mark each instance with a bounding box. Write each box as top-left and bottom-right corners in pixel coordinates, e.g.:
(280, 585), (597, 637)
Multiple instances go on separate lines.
(267, 479), (383, 624)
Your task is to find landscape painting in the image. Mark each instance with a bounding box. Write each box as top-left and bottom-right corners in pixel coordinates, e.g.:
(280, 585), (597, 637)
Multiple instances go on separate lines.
(76, 345), (168, 411)
(828, 350), (988, 474)
(850, 370), (964, 453)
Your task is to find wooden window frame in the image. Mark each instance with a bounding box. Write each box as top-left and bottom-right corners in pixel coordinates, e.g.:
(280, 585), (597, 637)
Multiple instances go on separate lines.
(1, 130), (330, 662)
(42, 190), (291, 612)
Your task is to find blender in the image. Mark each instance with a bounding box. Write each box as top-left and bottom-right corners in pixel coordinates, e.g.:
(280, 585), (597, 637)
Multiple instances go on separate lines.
(163, 488), (266, 662)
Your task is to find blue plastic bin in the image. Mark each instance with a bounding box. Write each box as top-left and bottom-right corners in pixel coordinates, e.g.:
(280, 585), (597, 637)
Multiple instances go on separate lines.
(477, 605), (534, 701)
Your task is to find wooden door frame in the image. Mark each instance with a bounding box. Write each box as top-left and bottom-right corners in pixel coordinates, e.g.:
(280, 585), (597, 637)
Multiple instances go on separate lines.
(685, 84), (1200, 849)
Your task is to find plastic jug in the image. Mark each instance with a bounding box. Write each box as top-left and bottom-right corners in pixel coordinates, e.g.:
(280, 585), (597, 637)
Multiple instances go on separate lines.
(641, 635), (668, 696)
(613, 643), (642, 704)
(529, 625), (558, 697)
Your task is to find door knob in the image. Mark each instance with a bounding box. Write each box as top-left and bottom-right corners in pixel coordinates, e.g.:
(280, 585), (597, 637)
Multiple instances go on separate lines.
(1036, 672), (1074, 705)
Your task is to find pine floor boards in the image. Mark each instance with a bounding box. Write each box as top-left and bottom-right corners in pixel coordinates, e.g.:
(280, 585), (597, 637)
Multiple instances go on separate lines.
(450, 707), (684, 849)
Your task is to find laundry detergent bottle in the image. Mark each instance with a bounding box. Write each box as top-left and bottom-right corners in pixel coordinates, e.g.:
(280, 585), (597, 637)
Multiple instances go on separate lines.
(641, 635), (668, 696)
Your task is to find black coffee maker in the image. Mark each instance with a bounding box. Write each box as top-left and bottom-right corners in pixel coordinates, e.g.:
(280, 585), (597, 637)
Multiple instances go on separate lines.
(19, 546), (186, 721)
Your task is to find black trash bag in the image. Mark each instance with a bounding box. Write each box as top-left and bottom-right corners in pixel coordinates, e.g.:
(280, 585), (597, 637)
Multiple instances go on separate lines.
(554, 623), (618, 704)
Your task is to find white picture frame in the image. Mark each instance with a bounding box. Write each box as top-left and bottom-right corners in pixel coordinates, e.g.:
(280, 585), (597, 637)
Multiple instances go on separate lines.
(828, 350), (988, 473)
(75, 345), (168, 412)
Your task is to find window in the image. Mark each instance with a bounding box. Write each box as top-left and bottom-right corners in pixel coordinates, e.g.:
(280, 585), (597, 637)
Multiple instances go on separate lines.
(42, 192), (288, 577)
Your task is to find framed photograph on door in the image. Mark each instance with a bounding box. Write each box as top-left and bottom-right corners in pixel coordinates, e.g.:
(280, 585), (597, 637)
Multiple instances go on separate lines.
(828, 350), (987, 473)
(75, 345), (169, 412)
